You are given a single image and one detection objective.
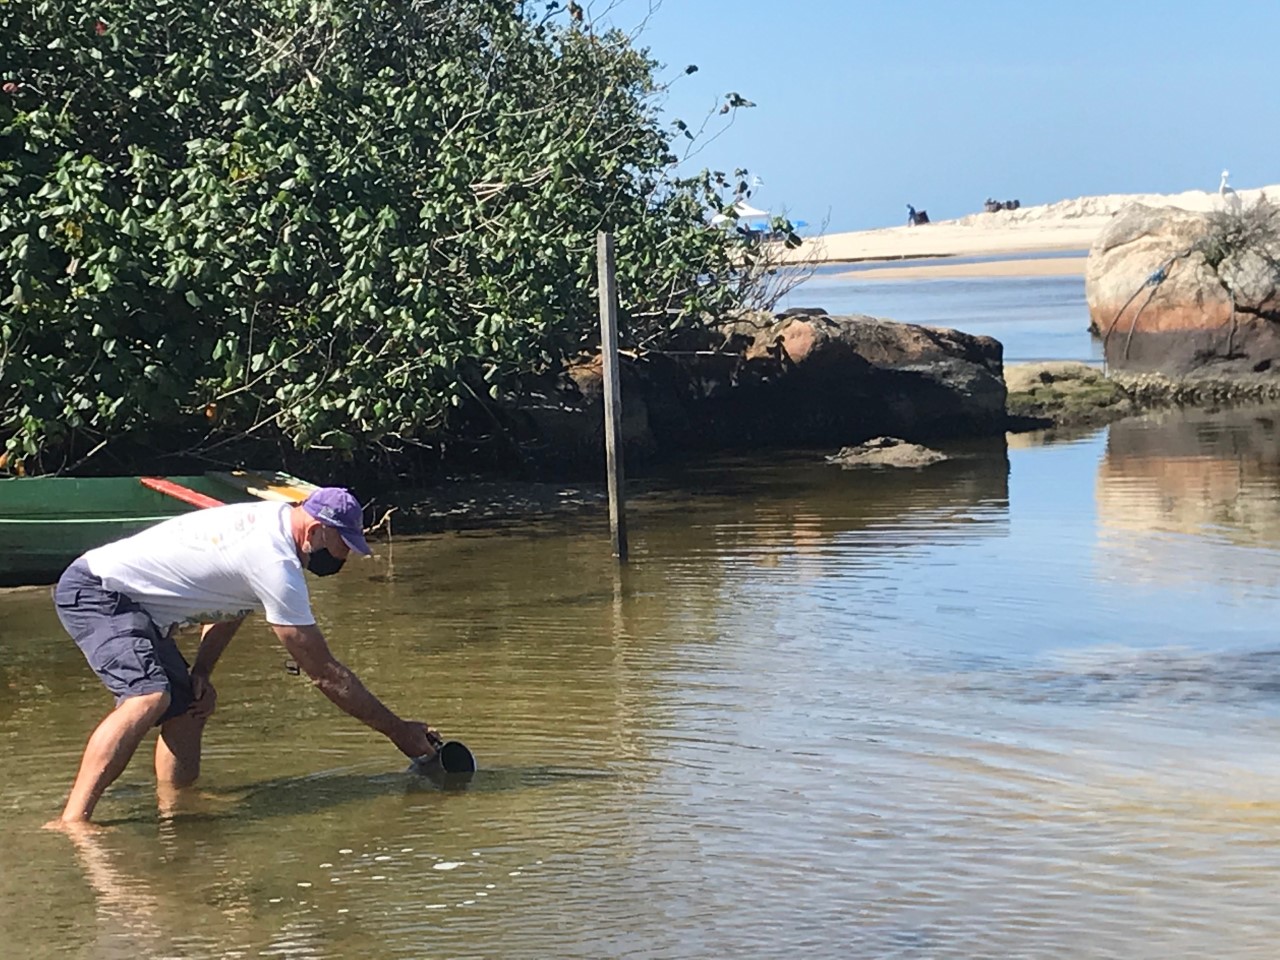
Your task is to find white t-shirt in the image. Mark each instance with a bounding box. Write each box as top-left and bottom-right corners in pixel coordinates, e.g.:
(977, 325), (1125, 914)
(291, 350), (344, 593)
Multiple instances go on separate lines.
(83, 501), (315, 632)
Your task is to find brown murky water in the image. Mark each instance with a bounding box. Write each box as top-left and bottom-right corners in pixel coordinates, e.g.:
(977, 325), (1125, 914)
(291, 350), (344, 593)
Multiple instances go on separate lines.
(7, 406), (1280, 958)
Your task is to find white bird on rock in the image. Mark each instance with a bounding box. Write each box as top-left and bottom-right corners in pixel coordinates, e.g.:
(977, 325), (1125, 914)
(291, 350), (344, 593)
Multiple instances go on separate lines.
(1219, 169), (1242, 214)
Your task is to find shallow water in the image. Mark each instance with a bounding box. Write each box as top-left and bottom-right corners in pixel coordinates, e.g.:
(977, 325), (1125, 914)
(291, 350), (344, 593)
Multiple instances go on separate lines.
(781, 260), (1100, 364)
(6, 405), (1280, 956)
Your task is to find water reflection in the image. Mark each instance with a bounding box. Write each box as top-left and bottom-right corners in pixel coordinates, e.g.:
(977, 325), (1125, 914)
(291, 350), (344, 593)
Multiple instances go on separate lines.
(65, 827), (186, 957)
(1099, 407), (1280, 546)
(1095, 407), (1280, 597)
(53, 824), (364, 959)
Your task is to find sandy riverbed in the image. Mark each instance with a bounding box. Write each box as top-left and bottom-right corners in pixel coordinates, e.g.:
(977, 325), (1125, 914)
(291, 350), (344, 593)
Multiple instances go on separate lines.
(789, 183), (1278, 267)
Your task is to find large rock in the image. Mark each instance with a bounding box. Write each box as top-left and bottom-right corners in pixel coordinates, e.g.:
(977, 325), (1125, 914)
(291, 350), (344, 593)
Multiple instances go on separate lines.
(715, 311), (1006, 443)
(515, 313), (1007, 472)
(1085, 202), (1280, 375)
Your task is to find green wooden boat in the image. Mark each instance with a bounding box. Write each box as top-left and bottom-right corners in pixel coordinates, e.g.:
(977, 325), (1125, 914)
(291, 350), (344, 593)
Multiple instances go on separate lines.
(0, 471), (319, 587)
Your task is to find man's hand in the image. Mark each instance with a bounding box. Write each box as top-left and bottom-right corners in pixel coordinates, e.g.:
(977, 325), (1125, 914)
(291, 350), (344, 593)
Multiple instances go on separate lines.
(188, 668), (217, 720)
(394, 720), (443, 760)
(185, 618), (240, 722)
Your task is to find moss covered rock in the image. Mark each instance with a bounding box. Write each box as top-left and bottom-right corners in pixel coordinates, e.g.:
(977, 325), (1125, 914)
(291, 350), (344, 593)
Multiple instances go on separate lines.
(1005, 362), (1136, 429)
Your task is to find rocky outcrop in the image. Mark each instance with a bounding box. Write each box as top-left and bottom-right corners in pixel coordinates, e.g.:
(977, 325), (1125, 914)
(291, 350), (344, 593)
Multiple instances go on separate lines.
(716, 310), (1007, 440)
(515, 312), (1007, 473)
(1110, 371), (1280, 407)
(1005, 361), (1136, 428)
(826, 437), (948, 469)
(1002, 361), (1280, 433)
(1085, 202), (1280, 375)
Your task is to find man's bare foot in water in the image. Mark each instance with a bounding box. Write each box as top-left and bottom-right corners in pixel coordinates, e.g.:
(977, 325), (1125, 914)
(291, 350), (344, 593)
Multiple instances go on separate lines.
(43, 818), (106, 835)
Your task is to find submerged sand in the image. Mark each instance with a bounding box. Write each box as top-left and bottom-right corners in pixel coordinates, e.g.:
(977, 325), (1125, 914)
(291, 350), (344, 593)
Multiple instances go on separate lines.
(790, 183), (1279, 266)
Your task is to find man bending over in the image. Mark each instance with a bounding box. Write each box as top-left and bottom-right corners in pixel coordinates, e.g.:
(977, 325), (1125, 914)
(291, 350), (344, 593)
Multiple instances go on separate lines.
(47, 487), (438, 827)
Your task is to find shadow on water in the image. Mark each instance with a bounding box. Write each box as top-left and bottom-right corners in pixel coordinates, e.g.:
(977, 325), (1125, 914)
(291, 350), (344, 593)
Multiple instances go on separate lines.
(958, 648), (1280, 709)
(112, 765), (621, 828)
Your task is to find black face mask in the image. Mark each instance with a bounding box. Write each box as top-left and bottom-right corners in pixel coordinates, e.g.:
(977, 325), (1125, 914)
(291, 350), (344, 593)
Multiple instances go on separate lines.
(306, 548), (346, 577)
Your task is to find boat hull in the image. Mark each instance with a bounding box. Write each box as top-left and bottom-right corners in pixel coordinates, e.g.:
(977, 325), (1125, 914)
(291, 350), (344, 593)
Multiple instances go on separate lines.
(0, 472), (314, 587)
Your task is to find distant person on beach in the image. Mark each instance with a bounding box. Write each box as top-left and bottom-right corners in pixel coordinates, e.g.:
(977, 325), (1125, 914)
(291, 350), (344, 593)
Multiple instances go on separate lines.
(46, 487), (441, 828)
(907, 204), (929, 226)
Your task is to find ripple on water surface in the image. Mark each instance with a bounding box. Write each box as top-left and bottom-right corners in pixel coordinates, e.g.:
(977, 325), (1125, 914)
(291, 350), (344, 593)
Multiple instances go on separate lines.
(8, 408), (1280, 956)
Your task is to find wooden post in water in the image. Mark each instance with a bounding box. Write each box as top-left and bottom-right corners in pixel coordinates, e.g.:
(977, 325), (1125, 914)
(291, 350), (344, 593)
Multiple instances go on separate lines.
(596, 232), (629, 563)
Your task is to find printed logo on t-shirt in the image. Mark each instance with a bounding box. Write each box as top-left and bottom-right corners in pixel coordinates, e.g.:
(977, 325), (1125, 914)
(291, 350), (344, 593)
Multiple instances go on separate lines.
(177, 508), (259, 553)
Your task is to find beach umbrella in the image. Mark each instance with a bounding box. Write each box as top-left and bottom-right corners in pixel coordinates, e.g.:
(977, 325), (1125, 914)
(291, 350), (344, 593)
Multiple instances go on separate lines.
(746, 218), (808, 231)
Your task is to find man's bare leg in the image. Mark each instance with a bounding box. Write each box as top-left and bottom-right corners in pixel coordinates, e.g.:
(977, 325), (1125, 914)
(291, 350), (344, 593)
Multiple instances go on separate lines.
(49, 690), (171, 827)
(154, 710), (206, 815)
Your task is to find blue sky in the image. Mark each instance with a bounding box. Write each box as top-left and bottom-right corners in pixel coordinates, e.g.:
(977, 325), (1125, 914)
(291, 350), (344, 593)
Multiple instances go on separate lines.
(596, 1), (1280, 231)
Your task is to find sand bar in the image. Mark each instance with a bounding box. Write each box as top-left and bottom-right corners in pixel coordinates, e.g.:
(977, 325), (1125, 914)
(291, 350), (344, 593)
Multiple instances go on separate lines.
(844, 256), (1088, 281)
(788, 184), (1278, 265)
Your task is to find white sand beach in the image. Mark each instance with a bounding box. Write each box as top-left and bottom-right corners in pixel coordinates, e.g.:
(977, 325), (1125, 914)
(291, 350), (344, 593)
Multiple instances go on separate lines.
(790, 184), (1278, 274)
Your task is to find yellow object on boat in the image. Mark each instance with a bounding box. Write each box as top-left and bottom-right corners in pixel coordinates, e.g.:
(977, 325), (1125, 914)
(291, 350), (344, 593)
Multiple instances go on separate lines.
(209, 470), (320, 504)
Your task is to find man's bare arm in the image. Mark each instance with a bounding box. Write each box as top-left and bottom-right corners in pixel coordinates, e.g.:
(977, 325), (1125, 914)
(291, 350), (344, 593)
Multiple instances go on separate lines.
(272, 623), (436, 758)
(193, 618), (244, 676)
(185, 618), (245, 718)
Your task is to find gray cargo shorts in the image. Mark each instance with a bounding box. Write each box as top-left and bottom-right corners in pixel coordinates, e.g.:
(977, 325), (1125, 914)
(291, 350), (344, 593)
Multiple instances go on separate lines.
(54, 558), (193, 723)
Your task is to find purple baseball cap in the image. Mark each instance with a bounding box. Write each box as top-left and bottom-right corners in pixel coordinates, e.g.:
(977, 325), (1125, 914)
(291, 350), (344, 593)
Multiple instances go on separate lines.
(300, 487), (372, 555)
